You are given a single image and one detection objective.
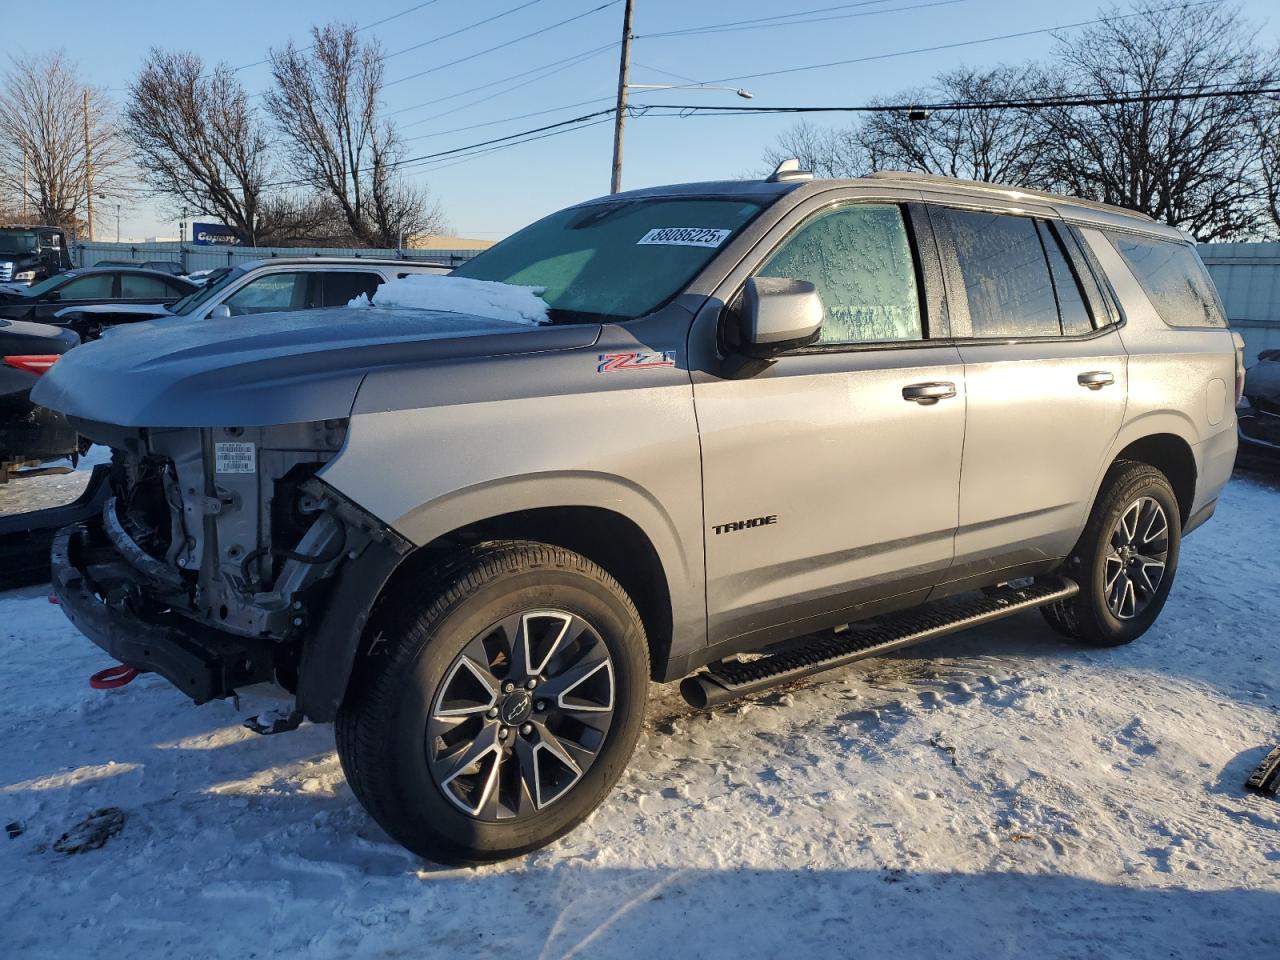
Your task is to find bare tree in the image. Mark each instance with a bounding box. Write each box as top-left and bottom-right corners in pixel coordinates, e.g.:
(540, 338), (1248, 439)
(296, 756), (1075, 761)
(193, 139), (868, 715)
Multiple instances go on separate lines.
(1036, 3), (1274, 240)
(761, 121), (868, 179)
(126, 50), (274, 245)
(0, 52), (126, 233)
(265, 23), (444, 247)
(858, 65), (1051, 184)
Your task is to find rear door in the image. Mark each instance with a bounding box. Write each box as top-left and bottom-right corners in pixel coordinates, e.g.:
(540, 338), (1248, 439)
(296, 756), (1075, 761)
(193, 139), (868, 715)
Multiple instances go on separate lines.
(930, 205), (1129, 585)
(693, 194), (966, 651)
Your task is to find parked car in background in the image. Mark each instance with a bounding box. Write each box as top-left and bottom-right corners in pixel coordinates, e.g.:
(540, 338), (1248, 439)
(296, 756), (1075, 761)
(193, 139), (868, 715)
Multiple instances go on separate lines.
(1237, 348), (1280, 465)
(94, 259), (188, 277)
(0, 268), (197, 338)
(0, 318), (80, 482)
(54, 257), (451, 334)
(37, 166), (1240, 864)
(0, 226), (72, 285)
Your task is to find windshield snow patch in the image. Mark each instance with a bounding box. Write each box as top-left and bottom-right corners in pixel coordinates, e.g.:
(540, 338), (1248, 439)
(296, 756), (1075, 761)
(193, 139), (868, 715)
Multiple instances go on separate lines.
(352, 274), (549, 326)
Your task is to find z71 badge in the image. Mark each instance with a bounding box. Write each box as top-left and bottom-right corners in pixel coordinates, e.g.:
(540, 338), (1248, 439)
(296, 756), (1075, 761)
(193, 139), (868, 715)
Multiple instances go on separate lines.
(597, 351), (677, 373)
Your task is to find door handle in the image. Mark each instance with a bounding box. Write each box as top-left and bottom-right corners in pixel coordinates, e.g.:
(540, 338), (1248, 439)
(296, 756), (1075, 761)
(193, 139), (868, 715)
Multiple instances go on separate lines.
(902, 382), (957, 404)
(1077, 371), (1115, 390)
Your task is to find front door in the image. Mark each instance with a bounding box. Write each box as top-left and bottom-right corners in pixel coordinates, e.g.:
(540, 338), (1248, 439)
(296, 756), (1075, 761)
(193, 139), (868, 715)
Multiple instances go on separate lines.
(693, 200), (967, 652)
(930, 207), (1129, 578)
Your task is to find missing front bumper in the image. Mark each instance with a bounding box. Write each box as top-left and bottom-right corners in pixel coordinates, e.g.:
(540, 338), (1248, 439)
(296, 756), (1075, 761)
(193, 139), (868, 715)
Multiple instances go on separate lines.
(51, 523), (276, 704)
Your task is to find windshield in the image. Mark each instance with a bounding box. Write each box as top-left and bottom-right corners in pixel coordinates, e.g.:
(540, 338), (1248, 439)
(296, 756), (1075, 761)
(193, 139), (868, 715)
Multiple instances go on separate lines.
(452, 197), (763, 323)
(170, 266), (237, 315)
(0, 231), (38, 255)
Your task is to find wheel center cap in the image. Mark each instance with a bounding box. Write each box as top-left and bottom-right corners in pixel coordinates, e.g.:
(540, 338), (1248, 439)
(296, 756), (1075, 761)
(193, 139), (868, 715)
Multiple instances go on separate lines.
(499, 691), (533, 725)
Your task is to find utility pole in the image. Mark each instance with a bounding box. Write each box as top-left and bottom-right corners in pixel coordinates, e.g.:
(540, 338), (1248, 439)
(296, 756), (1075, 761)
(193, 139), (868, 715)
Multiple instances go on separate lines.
(83, 89), (94, 241)
(21, 149), (27, 220)
(115, 203), (121, 243)
(609, 0), (635, 194)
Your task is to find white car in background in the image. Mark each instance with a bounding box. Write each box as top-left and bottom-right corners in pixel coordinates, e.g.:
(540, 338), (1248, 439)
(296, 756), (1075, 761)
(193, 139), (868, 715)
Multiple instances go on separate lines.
(53, 257), (452, 337)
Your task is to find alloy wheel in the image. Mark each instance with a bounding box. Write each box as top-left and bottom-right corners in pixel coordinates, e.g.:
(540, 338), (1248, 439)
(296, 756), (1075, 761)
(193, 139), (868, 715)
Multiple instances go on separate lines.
(1103, 496), (1169, 620)
(427, 610), (616, 820)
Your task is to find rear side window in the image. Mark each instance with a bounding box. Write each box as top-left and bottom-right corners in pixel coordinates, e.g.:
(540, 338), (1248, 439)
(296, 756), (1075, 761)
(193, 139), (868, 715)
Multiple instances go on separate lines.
(944, 210), (1060, 338)
(1106, 233), (1225, 327)
(319, 271), (383, 307)
(121, 274), (173, 299)
(757, 203), (922, 344)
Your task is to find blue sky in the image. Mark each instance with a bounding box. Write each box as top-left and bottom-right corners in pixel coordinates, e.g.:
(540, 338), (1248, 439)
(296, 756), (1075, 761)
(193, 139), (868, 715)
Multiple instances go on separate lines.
(5, 0), (1278, 241)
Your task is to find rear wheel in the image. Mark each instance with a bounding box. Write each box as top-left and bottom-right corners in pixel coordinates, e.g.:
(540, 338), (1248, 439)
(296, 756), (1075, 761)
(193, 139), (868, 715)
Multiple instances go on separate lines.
(1041, 462), (1181, 646)
(336, 541), (648, 864)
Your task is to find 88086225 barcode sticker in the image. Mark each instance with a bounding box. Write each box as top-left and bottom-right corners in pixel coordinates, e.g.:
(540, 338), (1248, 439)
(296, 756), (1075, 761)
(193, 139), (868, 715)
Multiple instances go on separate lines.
(215, 441), (256, 474)
(636, 227), (733, 248)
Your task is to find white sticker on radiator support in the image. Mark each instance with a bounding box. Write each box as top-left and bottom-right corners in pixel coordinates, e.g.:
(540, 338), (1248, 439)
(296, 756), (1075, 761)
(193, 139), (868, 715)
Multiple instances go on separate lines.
(636, 227), (733, 248)
(215, 442), (256, 474)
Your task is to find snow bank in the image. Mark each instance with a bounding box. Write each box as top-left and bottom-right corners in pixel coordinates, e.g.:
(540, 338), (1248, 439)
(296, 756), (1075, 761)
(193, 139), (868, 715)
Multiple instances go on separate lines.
(351, 274), (549, 326)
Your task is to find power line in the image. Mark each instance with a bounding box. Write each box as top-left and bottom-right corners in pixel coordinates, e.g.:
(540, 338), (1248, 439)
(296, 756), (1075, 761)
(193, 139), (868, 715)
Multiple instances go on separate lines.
(632, 83), (1280, 118)
(386, 0), (548, 60)
(404, 95), (616, 141)
(233, 0), (446, 72)
(384, 0), (621, 88)
(637, 0), (896, 39)
(705, 1), (1222, 85)
(390, 41), (618, 119)
(638, 0), (966, 39)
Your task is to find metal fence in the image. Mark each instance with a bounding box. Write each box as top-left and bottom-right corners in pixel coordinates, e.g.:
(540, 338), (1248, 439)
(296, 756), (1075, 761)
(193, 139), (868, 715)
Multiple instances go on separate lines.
(1199, 242), (1280, 364)
(73, 240), (485, 274)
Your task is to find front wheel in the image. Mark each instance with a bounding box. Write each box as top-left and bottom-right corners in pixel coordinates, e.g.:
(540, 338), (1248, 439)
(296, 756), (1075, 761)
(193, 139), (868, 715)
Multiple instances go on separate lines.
(336, 541), (649, 864)
(1042, 462), (1182, 646)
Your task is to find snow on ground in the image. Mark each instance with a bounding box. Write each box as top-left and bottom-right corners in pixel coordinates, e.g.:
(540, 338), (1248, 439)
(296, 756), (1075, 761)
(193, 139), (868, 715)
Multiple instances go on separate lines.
(1, 471), (1278, 959)
(0, 445), (106, 517)
(354, 274), (549, 325)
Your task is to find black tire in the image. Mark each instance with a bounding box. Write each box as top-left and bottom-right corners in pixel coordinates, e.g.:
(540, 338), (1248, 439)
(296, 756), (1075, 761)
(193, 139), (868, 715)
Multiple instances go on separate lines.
(335, 540), (648, 865)
(1041, 462), (1181, 646)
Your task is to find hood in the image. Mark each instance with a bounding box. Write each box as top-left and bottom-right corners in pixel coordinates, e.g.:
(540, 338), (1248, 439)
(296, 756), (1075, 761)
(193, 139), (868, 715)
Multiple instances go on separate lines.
(33, 305), (599, 428)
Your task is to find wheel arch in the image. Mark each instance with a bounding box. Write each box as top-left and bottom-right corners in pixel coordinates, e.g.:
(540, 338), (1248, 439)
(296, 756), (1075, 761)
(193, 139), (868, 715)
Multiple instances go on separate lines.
(397, 505), (677, 683)
(1103, 428), (1198, 526)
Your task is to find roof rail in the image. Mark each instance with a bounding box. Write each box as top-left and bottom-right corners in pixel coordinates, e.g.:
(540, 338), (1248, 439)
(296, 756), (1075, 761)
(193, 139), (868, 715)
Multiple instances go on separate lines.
(864, 170), (1155, 221)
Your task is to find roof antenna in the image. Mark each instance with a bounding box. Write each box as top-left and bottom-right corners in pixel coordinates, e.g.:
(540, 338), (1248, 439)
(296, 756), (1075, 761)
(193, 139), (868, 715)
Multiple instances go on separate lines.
(766, 158), (814, 183)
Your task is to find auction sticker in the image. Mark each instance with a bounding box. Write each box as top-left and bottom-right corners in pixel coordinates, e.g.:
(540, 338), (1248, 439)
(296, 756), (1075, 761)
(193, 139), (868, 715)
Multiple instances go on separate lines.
(215, 442), (256, 474)
(636, 227), (732, 248)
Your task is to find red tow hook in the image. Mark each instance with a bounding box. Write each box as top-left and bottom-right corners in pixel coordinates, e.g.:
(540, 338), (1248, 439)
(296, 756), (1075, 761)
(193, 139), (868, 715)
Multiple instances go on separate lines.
(89, 664), (140, 689)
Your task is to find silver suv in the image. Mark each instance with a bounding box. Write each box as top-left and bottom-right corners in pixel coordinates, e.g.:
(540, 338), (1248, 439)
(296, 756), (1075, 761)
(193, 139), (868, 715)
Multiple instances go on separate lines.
(37, 165), (1243, 864)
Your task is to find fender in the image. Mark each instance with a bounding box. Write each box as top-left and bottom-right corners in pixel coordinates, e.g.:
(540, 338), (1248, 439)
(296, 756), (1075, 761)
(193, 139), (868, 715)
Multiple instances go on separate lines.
(1080, 409), (1201, 530)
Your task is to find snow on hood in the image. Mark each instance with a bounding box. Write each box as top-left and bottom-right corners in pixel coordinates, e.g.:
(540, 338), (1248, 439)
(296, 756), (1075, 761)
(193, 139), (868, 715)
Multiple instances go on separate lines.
(352, 274), (549, 326)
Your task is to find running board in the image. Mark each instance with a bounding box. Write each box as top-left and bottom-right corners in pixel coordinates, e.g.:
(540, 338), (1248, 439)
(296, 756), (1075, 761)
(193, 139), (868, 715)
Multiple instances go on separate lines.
(680, 578), (1079, 709)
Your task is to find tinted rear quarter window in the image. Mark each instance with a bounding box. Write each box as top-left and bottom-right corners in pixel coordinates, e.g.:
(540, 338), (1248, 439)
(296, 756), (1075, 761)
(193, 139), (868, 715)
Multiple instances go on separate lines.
(1106, 233), (1225, 328)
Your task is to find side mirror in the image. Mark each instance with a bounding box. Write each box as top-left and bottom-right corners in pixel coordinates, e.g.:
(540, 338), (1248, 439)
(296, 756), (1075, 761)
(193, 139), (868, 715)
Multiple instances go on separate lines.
(209, 304), (232, 319)
(739, 277), (823, 358)
(45, 290), (60, 302)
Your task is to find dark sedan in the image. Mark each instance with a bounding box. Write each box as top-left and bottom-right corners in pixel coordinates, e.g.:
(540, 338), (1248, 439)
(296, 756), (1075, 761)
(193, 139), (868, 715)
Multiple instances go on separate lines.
(0, 267), (197, 327)
(0, 317), (80, 482)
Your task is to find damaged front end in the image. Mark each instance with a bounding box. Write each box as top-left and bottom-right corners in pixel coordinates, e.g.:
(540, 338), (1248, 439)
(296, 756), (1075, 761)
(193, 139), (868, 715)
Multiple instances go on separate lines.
(51, 419), (411, 720)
